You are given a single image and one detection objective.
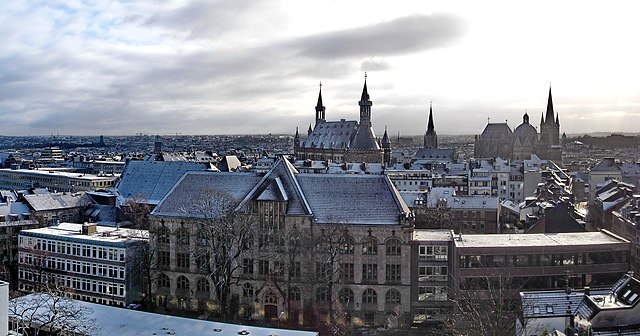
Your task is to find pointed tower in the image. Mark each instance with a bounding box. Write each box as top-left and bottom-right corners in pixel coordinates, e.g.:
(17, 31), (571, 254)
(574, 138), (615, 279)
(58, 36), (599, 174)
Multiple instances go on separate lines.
(424, 102), (438, 149)
(315, 82), (325, 125)
(358, 74), (372, 128)
(307, 124), (313, 136)
(382, 126), (391, 164)
(294, 127), (300, 153)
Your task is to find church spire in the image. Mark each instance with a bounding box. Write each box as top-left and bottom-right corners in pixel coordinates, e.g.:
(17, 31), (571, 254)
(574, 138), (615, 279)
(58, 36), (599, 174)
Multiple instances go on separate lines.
(358, 73), (372, 128)
(315, 82), (325, 125)
(545, 86), (554, 125)
(424, 102), (438, 149)
(427, 102), (435, 133)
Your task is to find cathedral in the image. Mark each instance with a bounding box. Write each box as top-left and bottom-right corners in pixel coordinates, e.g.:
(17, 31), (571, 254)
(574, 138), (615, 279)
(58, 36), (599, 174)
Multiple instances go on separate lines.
(474, 87), (562, 161)
(294, 77), (391, 164)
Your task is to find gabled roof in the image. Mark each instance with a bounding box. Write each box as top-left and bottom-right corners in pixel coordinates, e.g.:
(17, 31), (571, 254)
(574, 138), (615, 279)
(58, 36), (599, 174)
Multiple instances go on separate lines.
(591, 158), (621, 172)
(151, 172), (262, 219)
(237, 158), (311, 215)
(351, 126), (380, 150)
(301, 120), (358, 150)
(23, 192), (92, 212)
(117, 160), (210, 205)
(296, 174), (408, 225)
(479, 123), (513, 140)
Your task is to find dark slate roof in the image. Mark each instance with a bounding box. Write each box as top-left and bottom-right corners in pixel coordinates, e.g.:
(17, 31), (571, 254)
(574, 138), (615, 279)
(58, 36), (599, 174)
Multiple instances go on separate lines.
(117, 160), (210, 205)
(351, 126), (380, 150)
(591, 158), (621, 172)
(301, 120), (358, 149)
(479, 123), (513, 140)
(151, 172), (262, 219)
(238, 158), (311, 215)
(414, 148), (455, 161)
(296, 174), (408, 225)
(23, 193), (92, 212)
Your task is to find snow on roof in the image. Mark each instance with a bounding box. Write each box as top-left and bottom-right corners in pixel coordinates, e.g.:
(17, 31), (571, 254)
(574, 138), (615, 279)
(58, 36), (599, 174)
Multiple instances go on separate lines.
(22, 192), (92, 211)
(151, 172), (262, 219)
(455, 231), (629, 248)
(9, 293), (317, 336)
(117, 161), (210, 205)
(20, 223), (148, 246)
(301, 120), (357, 149)
(296, 174), (408, 225)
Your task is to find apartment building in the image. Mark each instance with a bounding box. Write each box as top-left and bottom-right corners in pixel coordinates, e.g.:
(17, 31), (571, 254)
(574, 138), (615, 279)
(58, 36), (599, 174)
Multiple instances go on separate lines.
(18, 223), (148, 307)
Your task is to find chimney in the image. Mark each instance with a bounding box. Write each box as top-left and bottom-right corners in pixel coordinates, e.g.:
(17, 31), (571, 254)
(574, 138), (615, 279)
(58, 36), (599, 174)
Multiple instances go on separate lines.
(82, 222), (97, 235)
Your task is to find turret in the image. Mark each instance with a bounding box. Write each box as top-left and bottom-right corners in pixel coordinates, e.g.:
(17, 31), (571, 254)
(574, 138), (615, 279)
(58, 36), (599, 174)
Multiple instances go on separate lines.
(358, 74), (372, 128)
(382, 126), (391, 164)
(315, 82), (325, 125)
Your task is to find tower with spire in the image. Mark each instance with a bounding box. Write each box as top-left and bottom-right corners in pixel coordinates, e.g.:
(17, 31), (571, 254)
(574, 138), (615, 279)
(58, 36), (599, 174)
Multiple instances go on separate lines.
(538, 86), (562, 160)
(381, 126), (391, 165)
(423, 102), (438, 149)
(293, 74), (383, 163)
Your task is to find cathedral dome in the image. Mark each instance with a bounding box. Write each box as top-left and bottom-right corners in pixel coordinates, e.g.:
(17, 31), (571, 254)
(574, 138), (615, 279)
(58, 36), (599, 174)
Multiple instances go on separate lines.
(513, 113), (538, 144)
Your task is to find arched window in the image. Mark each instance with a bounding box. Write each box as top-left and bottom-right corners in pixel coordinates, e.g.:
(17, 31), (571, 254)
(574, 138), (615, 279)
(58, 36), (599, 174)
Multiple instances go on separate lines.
(339, 235), (355, 255)
(338, 287), (354, 305)
(176, 276), (190, 291)
(242, 283), (254, 298)
(316, 286), (330, 302)
(385, 237), (402, 256)
(385, 289), (401, 305)
(362, 288), (377, 304)
(290, 286), (301, 301)
(157, 273), (170, 288)
(157, 227), (170, 244)
(264, 290), (278, 304)
(196, 230), (207, 247)
(176, 229), (190, 245)
(196, 278), (210, 293)
(362, 237), (379, 255)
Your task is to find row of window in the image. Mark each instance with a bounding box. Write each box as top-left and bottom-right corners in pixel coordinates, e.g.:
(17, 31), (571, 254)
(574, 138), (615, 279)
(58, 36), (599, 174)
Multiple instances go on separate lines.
(19, 237), (126, 261)
(19, 253), (125, 279)
(19, 270), (125, 297)
(418, 245), (448, 261)
(459, 252), (628, 268)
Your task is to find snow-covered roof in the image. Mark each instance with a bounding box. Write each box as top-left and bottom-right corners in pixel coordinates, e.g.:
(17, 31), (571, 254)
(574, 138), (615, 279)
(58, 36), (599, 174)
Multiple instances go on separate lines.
(9, 293), (317, 336)
(117, 161), (210, 205)
(20, 223), (147, 246)
(301, 119), (357, 149)
(296, 174), (408, 225)
(22, 192), (92, 211)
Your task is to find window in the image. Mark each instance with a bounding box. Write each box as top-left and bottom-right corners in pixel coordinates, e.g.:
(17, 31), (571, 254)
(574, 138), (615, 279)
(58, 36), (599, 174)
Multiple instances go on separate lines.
(274, 261), (285, 277)
(339, 235), (355, 254)
(339, 288), (354, 305)
(258, 260), (269, 276)
(290, 286), (301, 301)
(157, 251), (170, 267)
(243, 283), (254, 298)
(290, 262), (301, 280)
(362, 288), (377, 304)
(362, 264), (378, 282)
(157, 227), (170, 244)
(195, 254), (209, 271)
(340, 263), (354, 282)
(418, 245), (448, 261)
(385, 237), (402, 256)
(242, 259), (254, 275)
(385, 289), (401, 305)
(157, 273), (170, 289)
(362, 237), (378, 255)
(418, 286), (447, 301)
(176, 276), (190, 291)
(385, 264), (402, 283)
(176, 229), (190, 245)
(177, 252), (190, 269)
(316, 286), (330, 302)
(418, 266), (447, 281)
(316, 262), (331, 279)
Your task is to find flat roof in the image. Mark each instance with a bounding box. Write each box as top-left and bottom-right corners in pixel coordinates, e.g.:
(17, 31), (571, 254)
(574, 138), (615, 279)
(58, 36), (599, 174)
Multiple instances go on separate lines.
(10, 293), (318, 336)
(20, 223), (148, 245)
(455, 231), (628, 248)
(0, 168), (118, 181)
(413, 229), (452, 242)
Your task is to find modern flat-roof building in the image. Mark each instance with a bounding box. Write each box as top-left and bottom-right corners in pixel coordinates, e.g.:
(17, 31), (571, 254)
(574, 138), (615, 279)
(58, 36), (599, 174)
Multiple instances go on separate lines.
(453, 230), (630, 291)
(0, 168), (117, 192)
(18, 223), (148, 307)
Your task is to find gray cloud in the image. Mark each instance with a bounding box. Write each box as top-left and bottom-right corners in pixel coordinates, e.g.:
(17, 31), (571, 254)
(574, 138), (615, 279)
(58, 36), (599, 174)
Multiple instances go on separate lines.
(289, 14), (466, 59)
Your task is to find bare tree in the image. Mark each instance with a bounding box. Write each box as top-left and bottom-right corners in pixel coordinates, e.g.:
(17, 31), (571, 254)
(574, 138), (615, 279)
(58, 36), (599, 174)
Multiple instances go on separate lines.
(188, 190), (254, 319)
(123, 194), (152, 229)
(415, 201), (458, 232)
(445, 273), (527, 336)
(9, 282), (98, 336)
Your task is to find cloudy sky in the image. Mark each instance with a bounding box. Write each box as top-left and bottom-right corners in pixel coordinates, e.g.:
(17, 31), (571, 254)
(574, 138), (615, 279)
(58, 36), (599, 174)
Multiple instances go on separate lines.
(1, 1), (639, 136)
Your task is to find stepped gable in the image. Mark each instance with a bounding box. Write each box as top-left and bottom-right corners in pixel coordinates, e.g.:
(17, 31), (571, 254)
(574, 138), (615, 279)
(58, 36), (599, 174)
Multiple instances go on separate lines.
(151, 172), (262, 219)
(296, 174), (409, 225)
(237, 157), (312, 216)
(117, 161), (210, 205)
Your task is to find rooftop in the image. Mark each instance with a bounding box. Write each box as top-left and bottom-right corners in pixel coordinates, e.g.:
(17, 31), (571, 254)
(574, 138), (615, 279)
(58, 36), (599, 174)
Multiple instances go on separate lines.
(413, 229), (452, 242)
(455, 230), (628, 248)
(20, 222), (148, 245)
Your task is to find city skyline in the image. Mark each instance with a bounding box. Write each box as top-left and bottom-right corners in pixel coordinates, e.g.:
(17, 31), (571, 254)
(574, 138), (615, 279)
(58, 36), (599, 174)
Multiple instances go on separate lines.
(1, 1), (639, 136)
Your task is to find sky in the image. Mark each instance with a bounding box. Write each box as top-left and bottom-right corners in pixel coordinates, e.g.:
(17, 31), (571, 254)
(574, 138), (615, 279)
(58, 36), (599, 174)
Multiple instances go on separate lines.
(1, 0), (639, 136)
